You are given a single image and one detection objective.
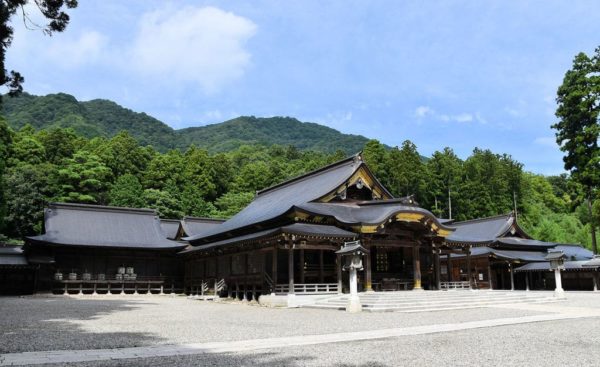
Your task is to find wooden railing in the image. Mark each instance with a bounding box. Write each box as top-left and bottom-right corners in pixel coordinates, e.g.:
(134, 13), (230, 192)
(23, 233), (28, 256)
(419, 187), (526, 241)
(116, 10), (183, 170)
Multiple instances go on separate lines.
(273, 283), (339, 294)
(53, 276), (183, 294)
(440, 281), (471, 290)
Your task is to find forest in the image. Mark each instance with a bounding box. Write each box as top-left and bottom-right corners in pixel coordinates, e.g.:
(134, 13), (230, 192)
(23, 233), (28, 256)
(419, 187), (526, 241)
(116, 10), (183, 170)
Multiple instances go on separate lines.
(0, 117), (596, 250)
(2, 93), (371, 154)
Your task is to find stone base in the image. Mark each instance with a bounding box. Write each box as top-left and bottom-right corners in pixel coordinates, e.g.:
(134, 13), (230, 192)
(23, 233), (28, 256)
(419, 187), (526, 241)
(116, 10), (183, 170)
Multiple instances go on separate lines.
(554, 288), (566, 299)
(346, 296), (362, 313)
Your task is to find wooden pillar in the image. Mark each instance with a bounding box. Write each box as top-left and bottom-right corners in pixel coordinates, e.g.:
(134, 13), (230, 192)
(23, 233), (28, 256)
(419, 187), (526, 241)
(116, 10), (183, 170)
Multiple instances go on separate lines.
(447, 253), (453, 282)
(412, 245), (422, 290)
(364, 245), (372, 292)
(272, 246), (278, 290)
(434, 248), (441, 291)
(466, 247), (473, 289)
(487, 263), (493, 290)
(336, 253), (342, 293)
(288, 244), (295, 294)
(318, 250), (324, 283)
(299, 249), (305, 284)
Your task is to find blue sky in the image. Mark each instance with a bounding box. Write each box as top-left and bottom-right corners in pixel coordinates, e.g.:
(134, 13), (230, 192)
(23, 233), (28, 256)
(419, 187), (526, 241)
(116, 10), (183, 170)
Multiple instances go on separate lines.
(7, 1), (600, 175)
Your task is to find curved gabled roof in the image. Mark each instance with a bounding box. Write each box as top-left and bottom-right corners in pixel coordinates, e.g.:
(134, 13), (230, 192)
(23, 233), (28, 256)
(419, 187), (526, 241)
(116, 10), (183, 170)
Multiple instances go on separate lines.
(445, 213), (516, 244)
(295, 201), (453, 235)
(27, 203), (186, 250)
(185, 154), (391, 243)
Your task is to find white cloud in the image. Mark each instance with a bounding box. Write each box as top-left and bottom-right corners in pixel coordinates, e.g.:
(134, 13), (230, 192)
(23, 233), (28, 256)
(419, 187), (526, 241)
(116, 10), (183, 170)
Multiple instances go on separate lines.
(415, 106), (479, 124)
(45, 31), (108, 67)
(131, 6), (257, 93)
(534, 136), (557, 148)
(414, 105), (433, 118)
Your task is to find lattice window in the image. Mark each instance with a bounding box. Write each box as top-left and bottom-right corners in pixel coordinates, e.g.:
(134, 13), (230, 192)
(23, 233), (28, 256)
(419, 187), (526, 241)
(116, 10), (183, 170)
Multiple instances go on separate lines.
(376, 252), (389, 272)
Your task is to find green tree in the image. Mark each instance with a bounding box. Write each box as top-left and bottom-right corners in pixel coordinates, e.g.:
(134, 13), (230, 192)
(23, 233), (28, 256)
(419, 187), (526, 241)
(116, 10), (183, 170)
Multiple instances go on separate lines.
(553, 47), (600, 253)
(0, 117), (13, 230)
(142, 189), (183, 219)
(57, 151), (111, 203)
(3, 164), (47, 236)
(94, 131), (152, 178)
(36, 127), (80, 164)
(388, 140), (426, 199)
(426, 147), (462, 218)
(211, 191), (254, 218)
(108, 174), (144, 208)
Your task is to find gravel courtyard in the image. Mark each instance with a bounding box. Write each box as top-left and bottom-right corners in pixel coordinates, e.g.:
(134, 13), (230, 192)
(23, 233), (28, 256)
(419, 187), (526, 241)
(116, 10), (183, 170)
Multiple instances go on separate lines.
(1, 292), (600, 366)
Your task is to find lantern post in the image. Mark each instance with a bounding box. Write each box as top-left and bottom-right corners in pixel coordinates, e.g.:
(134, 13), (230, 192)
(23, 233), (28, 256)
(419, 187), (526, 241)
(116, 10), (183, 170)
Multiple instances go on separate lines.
(336, 240), (368, 313)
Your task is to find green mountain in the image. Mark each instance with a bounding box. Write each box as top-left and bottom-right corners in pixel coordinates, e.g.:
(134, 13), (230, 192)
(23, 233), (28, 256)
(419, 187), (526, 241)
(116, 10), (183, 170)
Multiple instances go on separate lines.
(2, 93), (370, 154)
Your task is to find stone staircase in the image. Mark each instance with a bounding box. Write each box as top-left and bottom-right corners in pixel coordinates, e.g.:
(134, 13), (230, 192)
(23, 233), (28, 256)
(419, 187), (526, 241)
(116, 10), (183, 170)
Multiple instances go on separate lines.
(302, 290), (559, 312)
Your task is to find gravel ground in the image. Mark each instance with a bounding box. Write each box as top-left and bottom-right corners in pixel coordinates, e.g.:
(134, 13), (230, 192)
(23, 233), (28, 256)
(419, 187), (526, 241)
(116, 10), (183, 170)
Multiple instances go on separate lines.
(0, 294), (553, 353)
(1, 291), (599, 366)
(30, 317), (600, 367)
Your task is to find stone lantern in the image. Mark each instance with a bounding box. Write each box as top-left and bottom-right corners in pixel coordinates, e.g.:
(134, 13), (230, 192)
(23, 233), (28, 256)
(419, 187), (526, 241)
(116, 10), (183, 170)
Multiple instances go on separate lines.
(336, 240), (367, 313)
(545, 250), (566, 299)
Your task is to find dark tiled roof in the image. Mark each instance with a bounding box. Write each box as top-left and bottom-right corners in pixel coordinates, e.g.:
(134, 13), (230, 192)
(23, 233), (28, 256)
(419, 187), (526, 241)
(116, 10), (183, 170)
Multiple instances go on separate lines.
(160, 219), (181, 240)
(296, 201), (452, 230)
(0, 246), (28, 266)
(181, 223), (357, 254)
(515, 261), (592, 272)
(185, 154), (375, 242)
(27, 203), (186, 250)
(448, 247), (548, 262)
(445, 213), (514, 243)
(554, 244), (594, 261)
(181, 217), (225, 237)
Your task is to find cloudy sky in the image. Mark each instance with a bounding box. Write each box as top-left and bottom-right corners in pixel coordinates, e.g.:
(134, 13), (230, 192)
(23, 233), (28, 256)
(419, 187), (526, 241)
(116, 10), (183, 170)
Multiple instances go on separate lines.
(7, 1), (600, 175)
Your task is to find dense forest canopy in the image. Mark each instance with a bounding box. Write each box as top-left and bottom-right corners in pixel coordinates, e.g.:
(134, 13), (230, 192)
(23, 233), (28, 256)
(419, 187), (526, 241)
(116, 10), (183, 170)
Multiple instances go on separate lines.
(1, 93), (372, 154)
(0, 114), (597, 250)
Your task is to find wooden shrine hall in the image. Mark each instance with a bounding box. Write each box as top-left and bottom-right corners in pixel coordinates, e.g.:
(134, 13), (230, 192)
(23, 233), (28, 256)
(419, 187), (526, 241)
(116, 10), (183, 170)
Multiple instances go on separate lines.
(15, 153), (594, 299)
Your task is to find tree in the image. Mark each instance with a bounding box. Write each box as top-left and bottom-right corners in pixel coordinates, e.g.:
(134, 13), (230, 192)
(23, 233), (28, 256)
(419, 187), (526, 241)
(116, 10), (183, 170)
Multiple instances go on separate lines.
(0, 117), (13, 230)
(142, 189), (183, 219)
(426, 147), (462, 218)
(388, 140), (426, 199)
(1, 1), (78, 100)
(108, 174), (144, 208)
(553, 47), (600, 254)
(211, 191), (254, 219)
(2, 164), (47, 236)
(57, 151), (111, 203)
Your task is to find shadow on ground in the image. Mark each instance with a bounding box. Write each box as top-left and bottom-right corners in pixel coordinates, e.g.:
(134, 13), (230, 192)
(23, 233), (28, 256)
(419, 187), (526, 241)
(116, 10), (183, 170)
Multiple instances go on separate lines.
(0, 296), (163, 353)
(34, 351), (392, 367)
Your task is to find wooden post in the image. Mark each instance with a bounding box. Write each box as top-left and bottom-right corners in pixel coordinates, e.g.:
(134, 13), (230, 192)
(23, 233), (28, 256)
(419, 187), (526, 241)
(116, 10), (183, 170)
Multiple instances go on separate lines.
(487, 263), (493, 290)
(434, 249), (441, 291)
(364, 246), (372, 292)
(336, 253), (342, 294)
(272, 246), (278, 288)
(466, 247), (473, 289)
(318, 250), (324, 283)
(412, 245), (422, 290)
(299, 249), (305, 284)
(288, 245), (295, 294)
(447, 253), (452, 282)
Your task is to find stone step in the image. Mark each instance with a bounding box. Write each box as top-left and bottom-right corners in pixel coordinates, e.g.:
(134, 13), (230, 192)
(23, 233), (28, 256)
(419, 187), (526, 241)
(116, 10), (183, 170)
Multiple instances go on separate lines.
(323, 295), (548, 306)
(306, 296), (557, 312)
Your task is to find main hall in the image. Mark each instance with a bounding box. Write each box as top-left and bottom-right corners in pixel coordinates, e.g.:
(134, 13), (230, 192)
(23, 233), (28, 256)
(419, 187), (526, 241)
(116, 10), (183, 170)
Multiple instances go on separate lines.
(11, 153), (598, 301)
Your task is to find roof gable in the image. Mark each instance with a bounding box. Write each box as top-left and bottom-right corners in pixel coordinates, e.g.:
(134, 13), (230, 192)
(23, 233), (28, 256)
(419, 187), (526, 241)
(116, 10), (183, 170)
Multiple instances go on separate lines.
(186, 154), (392, 243)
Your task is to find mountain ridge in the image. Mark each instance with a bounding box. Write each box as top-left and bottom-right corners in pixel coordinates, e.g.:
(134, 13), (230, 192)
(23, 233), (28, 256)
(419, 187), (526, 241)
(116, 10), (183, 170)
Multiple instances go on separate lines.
(2, 92), (371, 154)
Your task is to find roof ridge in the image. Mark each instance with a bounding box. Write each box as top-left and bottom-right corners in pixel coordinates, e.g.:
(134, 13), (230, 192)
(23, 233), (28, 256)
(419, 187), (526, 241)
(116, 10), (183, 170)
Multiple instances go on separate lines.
(451, 212), (513, 225)
(48, 202), (157, 216)
(183, 216), (226, 223)
(255, 153), (362, 196)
